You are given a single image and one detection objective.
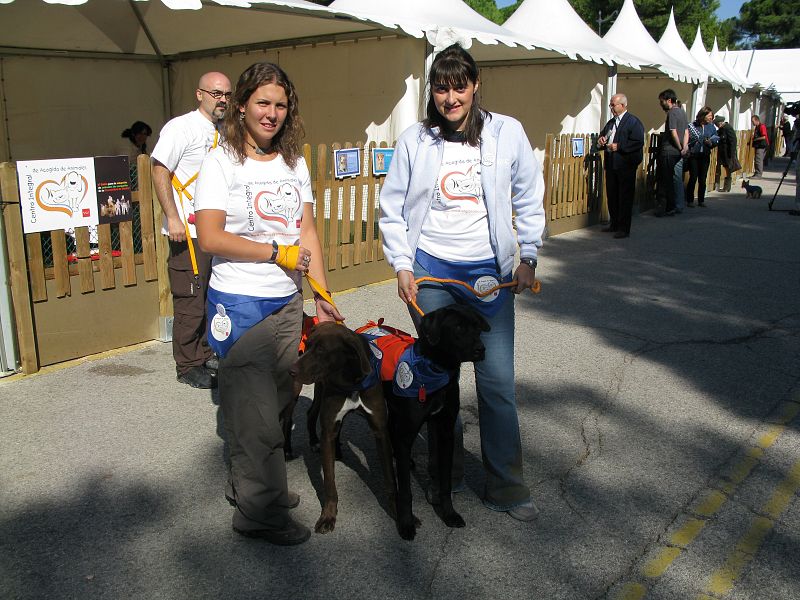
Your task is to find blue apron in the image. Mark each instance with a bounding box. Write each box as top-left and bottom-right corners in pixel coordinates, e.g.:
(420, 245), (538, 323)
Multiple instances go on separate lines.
(206, 287), (294, 358)
(415, 249), (510, 318)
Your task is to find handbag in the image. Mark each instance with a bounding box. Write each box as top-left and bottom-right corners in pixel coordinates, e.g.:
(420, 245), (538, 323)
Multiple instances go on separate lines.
(729, 156), (742, 172)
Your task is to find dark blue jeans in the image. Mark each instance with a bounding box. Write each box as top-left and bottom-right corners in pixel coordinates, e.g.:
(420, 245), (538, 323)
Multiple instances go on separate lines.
(411, 260), (530, 509)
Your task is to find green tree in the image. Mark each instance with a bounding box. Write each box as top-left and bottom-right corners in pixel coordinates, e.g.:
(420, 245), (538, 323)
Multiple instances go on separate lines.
(465, 0), (506, 24)
(730, 0), (800, 48)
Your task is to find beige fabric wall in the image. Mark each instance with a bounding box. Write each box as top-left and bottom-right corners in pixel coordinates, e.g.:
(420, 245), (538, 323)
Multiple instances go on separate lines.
(0, 57), (163, 163)
(615, 78), (694, 133)
(479, 62), (607, 152)
(737, 90), (757, 129)
(706, 85), (734, 121)
(169, 37), (425, 147)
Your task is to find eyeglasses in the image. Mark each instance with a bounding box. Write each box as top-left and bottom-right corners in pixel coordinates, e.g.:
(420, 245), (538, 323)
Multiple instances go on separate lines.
(609, 102), (621, 107)
(199, 89), (232, 100)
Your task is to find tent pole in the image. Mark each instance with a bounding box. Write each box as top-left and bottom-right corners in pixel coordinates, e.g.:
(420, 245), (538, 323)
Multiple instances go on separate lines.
(0, 58), (10, 161)
(604, 65), (617, 125)
(127, 1), (172, 127)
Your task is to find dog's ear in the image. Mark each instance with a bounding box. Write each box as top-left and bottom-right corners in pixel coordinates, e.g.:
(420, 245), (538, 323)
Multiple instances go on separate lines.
(349, 333), (374, 379)
(420, 310), (443, 346)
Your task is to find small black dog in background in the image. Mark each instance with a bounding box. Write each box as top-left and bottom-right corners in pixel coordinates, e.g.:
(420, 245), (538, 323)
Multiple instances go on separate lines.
(742, 179), (763, 198)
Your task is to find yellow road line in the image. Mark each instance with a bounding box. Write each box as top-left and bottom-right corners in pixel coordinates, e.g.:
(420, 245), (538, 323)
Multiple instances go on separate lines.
(670, 518), (706, 548)
(642, 546), (682, 578)
(618, 393), (800, 600)
(616, 582), (647, 600)
(763, 460), (800, 519)
(694, 489), (728, 517)
(702, 459), (800, 597)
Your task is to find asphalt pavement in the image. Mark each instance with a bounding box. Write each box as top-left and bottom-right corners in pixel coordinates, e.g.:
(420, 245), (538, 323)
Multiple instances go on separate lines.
(1, 157), (799, 600)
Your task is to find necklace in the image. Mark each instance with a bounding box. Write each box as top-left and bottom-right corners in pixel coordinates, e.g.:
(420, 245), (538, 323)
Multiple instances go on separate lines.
(246, 141), (272, 156)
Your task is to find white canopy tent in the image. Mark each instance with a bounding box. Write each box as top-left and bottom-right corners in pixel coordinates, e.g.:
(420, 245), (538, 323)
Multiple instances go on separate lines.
(657, 9), (710, 117)
(602, 0), (699, 132)
(603, 0), (700, 84)
(727, 49), (800, 104)
(709, 39), (758, 129)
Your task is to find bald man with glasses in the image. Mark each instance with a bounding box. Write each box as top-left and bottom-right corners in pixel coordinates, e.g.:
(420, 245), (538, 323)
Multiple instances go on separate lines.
(151, 71), (232, 389)
(597, 93), (645, 238)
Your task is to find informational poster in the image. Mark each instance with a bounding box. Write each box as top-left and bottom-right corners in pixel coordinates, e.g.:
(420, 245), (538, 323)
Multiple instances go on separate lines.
(334, 148), (361, 179)
(571, 137), (585, 158)
(17, 157), (98, 234)
(94, 156), (133, 224)
(372, 148), (394, 176)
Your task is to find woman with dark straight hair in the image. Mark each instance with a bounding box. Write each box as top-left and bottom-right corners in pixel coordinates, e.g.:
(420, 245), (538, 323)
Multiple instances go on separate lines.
(194, 62), (341, 545)
(380, 44), (545, 523)
(685, 105), (719, 207)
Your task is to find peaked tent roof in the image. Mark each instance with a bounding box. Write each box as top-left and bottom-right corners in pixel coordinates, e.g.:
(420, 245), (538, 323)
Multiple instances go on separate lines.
(0, 0), (383, 58)
(502, 0), (642, 68)
(603, 0), (699, 83)
(657, 9), (707, 79)
(329, 0), (529, 49)
(689, 26), (730, 86)
(709, 39), (750, 91)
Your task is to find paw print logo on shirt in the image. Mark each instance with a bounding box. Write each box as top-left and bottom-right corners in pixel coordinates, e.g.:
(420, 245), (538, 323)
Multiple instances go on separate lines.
(254, 183), (301, 227)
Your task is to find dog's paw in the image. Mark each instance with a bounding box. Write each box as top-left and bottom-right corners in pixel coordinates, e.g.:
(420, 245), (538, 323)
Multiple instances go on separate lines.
(315, 515), (337, 534)
(397, 519), (418, 540)
(442, 511), (465, 528)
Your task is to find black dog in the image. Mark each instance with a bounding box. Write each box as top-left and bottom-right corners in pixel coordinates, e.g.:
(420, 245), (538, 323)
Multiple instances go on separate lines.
(290, 322), (396, 534)
(742, 179), (763, 198)
(371, 304), (489, 540)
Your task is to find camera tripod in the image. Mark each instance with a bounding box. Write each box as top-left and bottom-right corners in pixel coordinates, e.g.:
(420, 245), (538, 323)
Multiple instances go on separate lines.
(768, 152), (796, 211)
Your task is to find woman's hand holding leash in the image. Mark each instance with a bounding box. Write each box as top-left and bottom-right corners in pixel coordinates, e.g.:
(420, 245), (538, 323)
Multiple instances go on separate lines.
(272, 243), (312, 272)
(513, 262), (538, 294)
(397, 270), (418, 305)
(315, 299), (343, 323)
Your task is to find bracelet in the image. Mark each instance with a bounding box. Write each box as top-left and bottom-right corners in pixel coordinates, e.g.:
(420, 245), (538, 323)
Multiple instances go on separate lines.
(267, 240), (278, 264)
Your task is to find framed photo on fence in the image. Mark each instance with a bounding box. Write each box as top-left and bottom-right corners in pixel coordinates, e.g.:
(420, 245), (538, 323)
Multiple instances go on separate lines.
(334, 147), (361, 179)
(371, 147), (394, 176)
(571, 137), (585, 158)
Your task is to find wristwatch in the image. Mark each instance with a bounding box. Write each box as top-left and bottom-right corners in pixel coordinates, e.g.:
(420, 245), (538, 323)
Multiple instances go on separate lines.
(267, 240), (279, 263)
(519, 257), (537, 269)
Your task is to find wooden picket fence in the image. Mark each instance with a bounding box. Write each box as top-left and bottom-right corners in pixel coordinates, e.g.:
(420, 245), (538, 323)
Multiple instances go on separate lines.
(0, 129), (762, 374)
(301, 141), (394, 292)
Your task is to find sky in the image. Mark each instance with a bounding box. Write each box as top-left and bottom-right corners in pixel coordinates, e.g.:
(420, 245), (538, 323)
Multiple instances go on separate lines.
(494, 1), (747, 21)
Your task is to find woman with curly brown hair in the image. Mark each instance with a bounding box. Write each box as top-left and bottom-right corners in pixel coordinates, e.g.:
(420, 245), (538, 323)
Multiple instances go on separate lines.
(194, 62), (342, 545)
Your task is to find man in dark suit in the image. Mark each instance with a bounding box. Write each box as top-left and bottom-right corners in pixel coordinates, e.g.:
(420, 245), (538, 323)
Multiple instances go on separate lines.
(598, 93), (645, 238)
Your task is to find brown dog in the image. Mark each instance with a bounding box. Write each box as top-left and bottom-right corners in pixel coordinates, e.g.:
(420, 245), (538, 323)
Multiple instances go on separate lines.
(290, 322), (396, 534)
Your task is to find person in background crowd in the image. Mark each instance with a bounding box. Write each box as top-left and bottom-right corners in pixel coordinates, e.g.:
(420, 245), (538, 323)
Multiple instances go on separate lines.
(151, 72), (231, 389)
(685, 106), (719, 208)
(780, 115), (792, 156)
(751, 115), (769, 178)
(656, 89), (688, 216)
(597, 93), (645, 238)
(713, 115), (738, 193)
(117, 121), (152, 161)
(379, 44), (544, 522)
(194, 62), (341, 545)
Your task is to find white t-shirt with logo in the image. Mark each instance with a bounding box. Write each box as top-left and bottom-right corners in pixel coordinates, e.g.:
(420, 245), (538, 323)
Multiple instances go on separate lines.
(193, 146), (314, 298)
(150, 109), (218, 238)
(417, 141), (493, 262)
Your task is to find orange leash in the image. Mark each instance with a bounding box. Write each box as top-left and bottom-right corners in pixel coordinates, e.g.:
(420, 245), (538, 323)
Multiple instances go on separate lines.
(409, 276), (541, 317)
